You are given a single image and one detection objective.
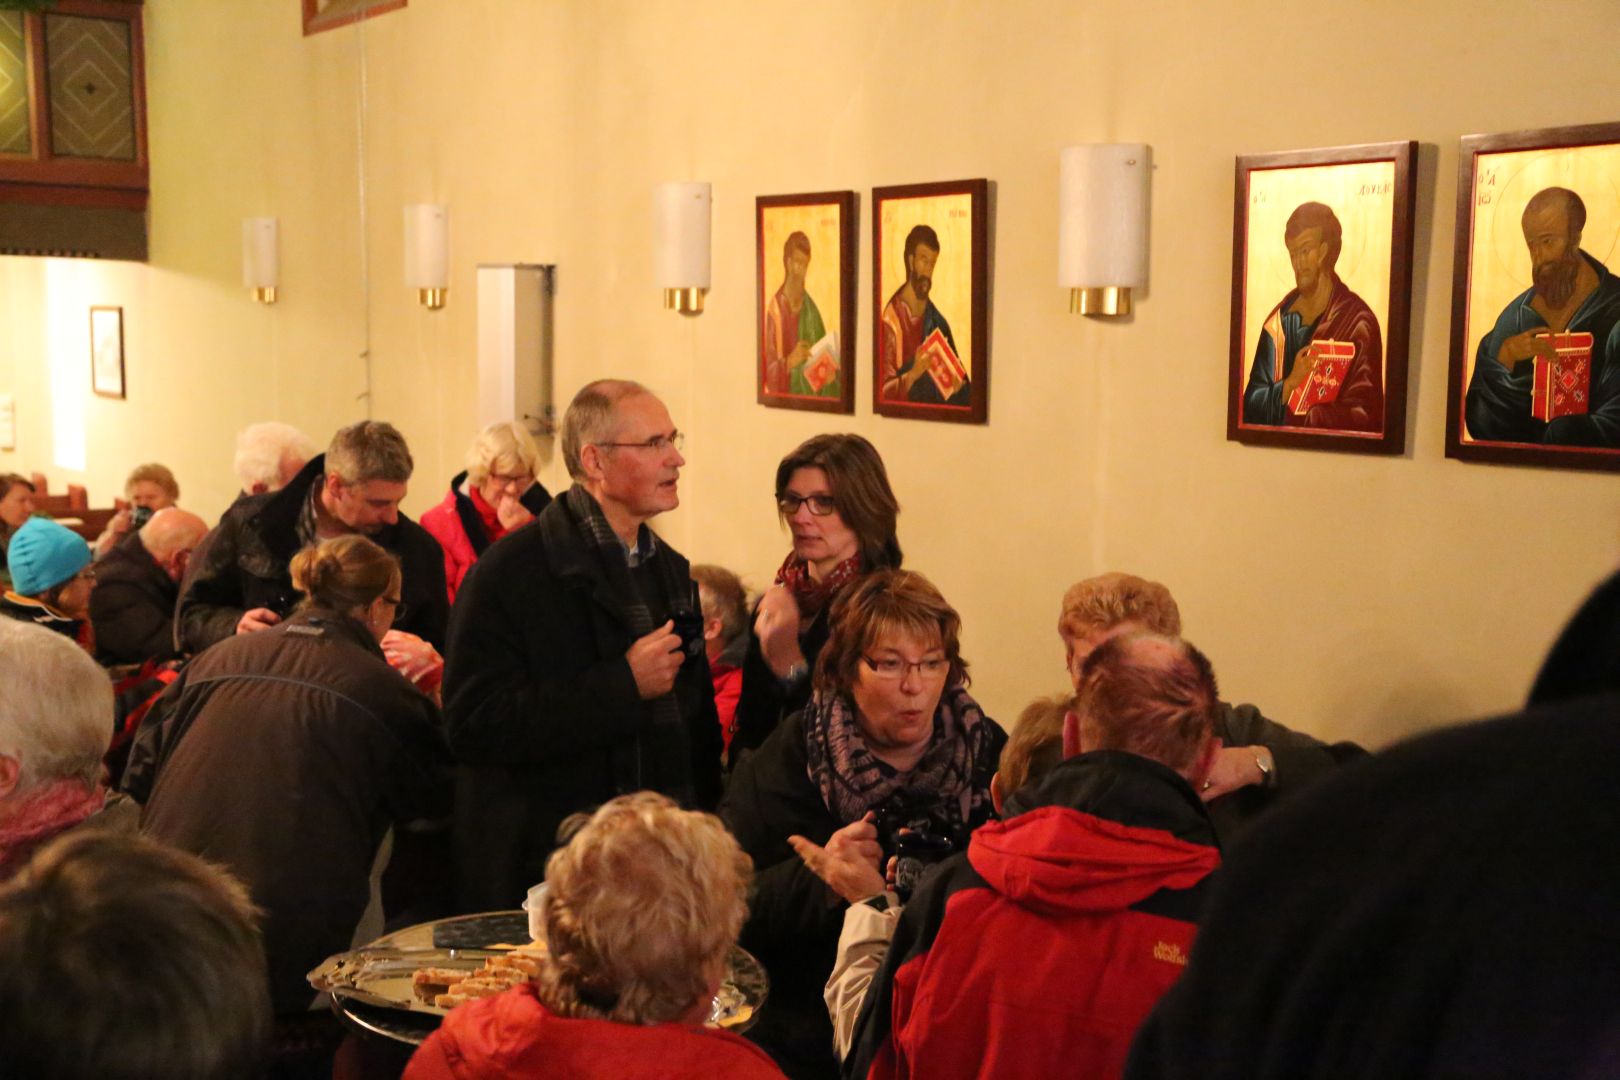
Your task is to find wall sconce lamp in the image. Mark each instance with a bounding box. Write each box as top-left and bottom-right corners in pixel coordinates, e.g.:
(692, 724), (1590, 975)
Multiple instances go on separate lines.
(655, 182), (711, 315)
(405, 203), (449, 310)
(1059, 144), (1150, 317)
(243, 217), (278, 304)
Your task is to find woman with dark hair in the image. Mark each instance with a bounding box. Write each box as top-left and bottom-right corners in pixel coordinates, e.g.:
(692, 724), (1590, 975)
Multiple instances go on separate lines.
(730, 434), (902, 763)
(125, 534), (451, 1018)
(722, 570), (1004, 1079)
(0, 473), (38, 590)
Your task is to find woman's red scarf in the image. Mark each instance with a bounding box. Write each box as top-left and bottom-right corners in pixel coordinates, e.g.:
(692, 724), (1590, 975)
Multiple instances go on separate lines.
(775, 551), (863, 619)
(468, 483), (508, 543)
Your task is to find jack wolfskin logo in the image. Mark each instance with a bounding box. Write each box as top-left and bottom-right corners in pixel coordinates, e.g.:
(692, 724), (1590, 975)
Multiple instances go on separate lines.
(1152, 941), (1188, 966)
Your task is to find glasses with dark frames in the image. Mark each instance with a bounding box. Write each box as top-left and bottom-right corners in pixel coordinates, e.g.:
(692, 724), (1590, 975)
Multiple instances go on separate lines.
(777, 492), (838, 516)
(861, 654), (950, 681)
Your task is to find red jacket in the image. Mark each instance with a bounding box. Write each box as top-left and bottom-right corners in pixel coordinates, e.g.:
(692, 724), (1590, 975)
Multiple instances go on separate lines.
(712, 660), (742, 751)
(402, 983), (785, 1080)
(420, 472), (552, 605)
(846, 751), (1221, 1080)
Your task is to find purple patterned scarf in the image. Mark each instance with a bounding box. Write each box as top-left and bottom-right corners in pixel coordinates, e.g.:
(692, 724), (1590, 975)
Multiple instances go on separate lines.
(802, 682), (1000, 832)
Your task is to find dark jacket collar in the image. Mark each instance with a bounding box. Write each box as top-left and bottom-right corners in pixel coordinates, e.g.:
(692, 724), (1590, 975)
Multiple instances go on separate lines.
(252, 453), (415, 561)
(108, 527), (169, 581)
(281, 606), (387, 660)
(1006, 750), (1217, 849)
(248, 453), (325, 561)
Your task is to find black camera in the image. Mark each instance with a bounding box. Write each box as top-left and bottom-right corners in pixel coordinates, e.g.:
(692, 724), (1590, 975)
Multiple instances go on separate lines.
(672, 581), (707, 660)
(671, 610), (706, 659)
(869, 789), (962, 902)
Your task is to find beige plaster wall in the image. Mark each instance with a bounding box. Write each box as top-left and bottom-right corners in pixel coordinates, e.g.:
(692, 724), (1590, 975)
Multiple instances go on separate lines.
(1, 0), (1615, 744)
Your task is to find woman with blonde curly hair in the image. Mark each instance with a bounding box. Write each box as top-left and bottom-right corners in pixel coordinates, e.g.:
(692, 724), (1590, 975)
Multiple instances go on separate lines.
(405, 793), (784, 1079)
(420, 420), (553, 604)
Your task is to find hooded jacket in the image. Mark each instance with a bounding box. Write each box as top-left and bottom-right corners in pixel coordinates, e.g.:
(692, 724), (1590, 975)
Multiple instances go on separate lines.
(401, 983), (785, 1080)
(844, 750), (1220, 1080)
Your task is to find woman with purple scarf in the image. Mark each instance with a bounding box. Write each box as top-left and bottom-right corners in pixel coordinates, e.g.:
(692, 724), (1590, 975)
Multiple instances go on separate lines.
(730, 434), (904, 767)
(721, 570), (1005, 1080)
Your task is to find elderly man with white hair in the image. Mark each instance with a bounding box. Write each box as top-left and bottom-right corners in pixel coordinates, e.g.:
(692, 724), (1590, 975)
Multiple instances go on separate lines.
(0, 619), (135, 880)
(233, 421), (317, 500)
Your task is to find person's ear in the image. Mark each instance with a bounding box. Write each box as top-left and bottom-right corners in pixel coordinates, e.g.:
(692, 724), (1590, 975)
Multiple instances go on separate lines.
(1062, 710), (1083, 760)
(324, 473), (344, 502)
(0, 754), (20, 799)
(249, 481), (269, 495)
(579, 443), (604, 483)
(703, 615), (722, 644)
(990, 772), (1005, 815)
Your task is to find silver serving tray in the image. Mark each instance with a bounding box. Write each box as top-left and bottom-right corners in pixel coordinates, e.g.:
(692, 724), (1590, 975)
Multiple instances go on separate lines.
(309, 941), (768, 1031)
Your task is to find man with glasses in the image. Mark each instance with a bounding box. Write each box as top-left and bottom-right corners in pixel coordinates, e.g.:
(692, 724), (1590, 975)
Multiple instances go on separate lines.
(444, 379), (722, 911)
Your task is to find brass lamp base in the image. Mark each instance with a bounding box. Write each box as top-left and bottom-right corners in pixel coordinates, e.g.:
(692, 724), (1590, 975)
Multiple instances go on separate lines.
(664, 287), (706, 315)
(251, 286), (278, 305)
(1071, 286), (1132, 317)
(418, 287), (447, 310)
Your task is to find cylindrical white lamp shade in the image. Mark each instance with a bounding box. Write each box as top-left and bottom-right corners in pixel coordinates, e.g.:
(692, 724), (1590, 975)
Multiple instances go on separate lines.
(404, 203), (449, 309)
(243, 217), (278, 302)
(404, 203), (450, 289)
(655, 182), (710, 313)
(1059, 144), (1150, 314)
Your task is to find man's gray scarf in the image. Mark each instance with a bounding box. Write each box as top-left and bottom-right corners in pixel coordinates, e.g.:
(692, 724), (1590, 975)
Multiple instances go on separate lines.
(562, 485), (694, 802)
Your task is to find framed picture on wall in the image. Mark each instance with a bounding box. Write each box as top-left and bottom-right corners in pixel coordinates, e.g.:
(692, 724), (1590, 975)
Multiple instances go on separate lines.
(756, 190), (857, 414)
(872, 178), (989, 424)
(1227, 141), (1416, 454)
(89, 306), (125, 400)
(1444, 120), (1620, 472)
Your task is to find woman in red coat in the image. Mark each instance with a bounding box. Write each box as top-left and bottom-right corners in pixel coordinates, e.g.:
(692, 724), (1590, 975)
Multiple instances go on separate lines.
(403, 793), (784, 1080)
(420, 421), (551, 605)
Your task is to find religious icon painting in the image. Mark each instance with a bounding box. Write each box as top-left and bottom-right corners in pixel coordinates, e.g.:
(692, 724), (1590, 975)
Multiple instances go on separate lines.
(756, 191), (858, 414)
(871, 179), (989, 424)
(1226, 142), (1417, 455)
(1445, 121), (1620, 473)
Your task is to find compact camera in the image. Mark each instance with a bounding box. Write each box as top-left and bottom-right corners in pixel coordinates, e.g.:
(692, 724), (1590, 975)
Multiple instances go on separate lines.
(869, 790), (963, 902)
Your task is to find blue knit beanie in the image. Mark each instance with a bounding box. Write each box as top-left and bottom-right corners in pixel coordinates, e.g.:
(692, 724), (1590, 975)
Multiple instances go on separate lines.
(8, 517), (92, 596)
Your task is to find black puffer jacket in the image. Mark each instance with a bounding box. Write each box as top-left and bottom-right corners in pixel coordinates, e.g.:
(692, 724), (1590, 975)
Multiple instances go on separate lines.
(124, 609), (451, 1013)
(175, 455), (449, 654)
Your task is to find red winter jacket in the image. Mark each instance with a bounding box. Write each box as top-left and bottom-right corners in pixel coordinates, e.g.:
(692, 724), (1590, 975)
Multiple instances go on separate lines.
(845, 751), (1221, 1080)
(402, 983), (786, 1080)
(420, 472), (552, 605)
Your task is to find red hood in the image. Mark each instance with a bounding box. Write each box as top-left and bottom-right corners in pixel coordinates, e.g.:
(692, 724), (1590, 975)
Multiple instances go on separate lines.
(967, 804), (1220, 917)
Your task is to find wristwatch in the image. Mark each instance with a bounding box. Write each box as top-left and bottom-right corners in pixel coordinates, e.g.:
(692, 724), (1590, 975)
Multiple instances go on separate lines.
(1254, 750), (1275, 789)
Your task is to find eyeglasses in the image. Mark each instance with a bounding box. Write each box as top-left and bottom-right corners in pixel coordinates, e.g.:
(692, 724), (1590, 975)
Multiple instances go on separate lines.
(488, 472), (533, 488)
(861, 654), (950, 681)
(777, 492), (838, 516)
(597, 432), (685, 453)
(384, 596), (408, 621)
